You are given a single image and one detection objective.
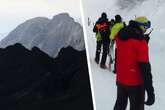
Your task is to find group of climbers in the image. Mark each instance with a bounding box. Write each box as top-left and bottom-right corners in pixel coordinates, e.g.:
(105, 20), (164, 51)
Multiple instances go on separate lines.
(93, 13), (125, 71)
(93, 12), (155, 110)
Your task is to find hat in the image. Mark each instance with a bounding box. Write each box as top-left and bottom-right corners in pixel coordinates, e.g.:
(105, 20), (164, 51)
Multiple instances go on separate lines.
(135, 16), (151, 32)
(101, 12), (107, 18)
(115, 14), (122, 22)
(110, 19), (115, 22)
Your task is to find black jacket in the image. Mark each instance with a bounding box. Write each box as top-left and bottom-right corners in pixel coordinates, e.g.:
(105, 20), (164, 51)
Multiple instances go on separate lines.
(93, 17), (110, 41)
(93, 17), (110, 33)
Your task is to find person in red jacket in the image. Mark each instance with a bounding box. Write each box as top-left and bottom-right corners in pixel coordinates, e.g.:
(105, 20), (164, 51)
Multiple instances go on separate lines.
(114, 17), (155, 110)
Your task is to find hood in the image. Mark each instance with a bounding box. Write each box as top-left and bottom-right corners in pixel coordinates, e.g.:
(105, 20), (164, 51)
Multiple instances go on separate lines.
(97, 17), (108, 24)
(118, 20), (144, 40)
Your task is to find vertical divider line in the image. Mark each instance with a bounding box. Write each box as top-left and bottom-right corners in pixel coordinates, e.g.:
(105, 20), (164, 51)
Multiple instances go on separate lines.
(80, 0), (97, 110)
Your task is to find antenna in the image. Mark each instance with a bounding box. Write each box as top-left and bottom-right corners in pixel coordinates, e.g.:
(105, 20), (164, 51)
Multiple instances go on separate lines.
(135, 15), (137, 19)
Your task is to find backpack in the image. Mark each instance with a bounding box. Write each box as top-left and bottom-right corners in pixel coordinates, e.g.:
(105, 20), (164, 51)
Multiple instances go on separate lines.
(96, 22), (109, 32)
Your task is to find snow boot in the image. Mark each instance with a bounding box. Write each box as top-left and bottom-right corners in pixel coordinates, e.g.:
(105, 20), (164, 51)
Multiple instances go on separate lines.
(95, 58), (99, 64)
(113, 70), (116, 74)
(100, 64), (107, 69)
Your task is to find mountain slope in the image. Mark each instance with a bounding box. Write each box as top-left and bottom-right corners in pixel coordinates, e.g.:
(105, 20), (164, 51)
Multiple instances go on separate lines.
(83, 0), (165, 110)
(0, 13), (93, 110)
(0, 43), (93, 110)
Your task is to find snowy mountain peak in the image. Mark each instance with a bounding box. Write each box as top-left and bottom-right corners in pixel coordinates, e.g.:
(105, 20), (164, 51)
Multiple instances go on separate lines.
(0, 13), (85, 57)
(52, 13), (70, 19)
(25, 17), (50, 24)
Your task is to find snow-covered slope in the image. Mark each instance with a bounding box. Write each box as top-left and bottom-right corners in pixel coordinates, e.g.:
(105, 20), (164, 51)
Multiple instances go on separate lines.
(0, 33), (8, 41)
(0, 13), (85, 57)
(83, 0), (165, 110)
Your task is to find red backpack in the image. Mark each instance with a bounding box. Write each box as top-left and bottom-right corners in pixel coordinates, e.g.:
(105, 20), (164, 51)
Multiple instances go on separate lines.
(96, 22), (108, 31)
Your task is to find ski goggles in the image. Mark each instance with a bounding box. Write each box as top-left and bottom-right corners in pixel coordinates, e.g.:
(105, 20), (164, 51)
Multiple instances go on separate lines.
(137, 21), (151, 29)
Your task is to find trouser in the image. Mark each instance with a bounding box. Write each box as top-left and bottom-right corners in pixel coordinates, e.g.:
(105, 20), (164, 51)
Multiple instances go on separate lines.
(114, 48), (117, 73)
(100, 40), (110, 65)
(114, 83), (145, 110)
(95, 40), (102, 63)
(95, 40), (110, 65)
(110, 40), (115, 60)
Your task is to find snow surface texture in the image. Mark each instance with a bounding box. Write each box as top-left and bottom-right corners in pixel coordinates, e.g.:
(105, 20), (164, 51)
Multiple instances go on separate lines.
(0, 13), (85, 57)
(83, 0), (165, 110)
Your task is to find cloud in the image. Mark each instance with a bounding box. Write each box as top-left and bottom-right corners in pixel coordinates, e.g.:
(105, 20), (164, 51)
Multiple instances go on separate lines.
(0, 0), (81, 33)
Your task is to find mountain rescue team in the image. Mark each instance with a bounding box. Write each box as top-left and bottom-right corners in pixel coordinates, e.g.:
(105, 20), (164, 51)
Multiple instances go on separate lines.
(93, 12), (155, 110)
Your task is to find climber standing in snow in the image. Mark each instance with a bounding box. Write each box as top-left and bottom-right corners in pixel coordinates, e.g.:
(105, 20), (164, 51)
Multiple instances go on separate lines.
(114, 16), (155, 110)
(109, 14), (125, 73)
(93, 12), (110, 69)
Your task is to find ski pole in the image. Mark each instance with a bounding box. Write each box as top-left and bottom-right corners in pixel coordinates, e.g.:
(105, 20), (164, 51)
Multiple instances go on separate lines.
(144, 28), (153, 43)
(148, 28), (154, 35)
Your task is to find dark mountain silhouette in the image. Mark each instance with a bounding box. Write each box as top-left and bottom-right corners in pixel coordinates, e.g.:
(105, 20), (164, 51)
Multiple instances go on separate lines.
(0, 43), (93, 110)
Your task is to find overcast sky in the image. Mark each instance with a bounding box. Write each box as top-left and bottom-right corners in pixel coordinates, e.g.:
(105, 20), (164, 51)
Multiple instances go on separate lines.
(0, 0), (81, 35)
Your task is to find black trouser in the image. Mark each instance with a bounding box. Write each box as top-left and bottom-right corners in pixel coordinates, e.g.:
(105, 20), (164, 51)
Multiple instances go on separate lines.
(114, 83), (144, 110)
(95, 40), (109, 65)
(100, 40), (109, 65)
(95, 40), (102, 63)
(95, 30), (110, 65)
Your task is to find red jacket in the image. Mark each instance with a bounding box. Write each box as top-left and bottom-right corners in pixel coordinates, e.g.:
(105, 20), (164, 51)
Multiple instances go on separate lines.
(116, 26), (149, 86)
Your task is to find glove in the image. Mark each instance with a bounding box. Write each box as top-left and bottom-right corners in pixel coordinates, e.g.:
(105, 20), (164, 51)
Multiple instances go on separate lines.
(139, 62), (155, 105)
(145, 86), (155, 105)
